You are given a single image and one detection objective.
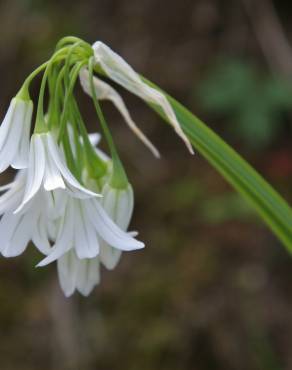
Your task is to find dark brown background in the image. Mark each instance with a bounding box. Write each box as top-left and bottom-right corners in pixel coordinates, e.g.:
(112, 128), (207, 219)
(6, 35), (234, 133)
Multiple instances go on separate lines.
(0, 0), (292, 369)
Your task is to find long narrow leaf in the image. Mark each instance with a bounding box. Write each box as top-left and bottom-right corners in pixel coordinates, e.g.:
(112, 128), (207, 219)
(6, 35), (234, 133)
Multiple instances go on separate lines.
(145, 80), (292, 252)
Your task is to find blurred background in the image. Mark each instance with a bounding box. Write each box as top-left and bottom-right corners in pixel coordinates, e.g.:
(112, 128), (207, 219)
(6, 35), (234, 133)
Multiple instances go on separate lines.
(0, 0), (292, 369)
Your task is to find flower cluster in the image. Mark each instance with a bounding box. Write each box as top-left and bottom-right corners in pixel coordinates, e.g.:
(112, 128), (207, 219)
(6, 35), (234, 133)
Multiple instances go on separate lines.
(0, 37), (192, 297)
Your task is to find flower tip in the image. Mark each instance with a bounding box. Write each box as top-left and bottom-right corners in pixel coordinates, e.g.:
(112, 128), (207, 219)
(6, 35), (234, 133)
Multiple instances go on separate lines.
(153, 147), (161, 159)
(13, 203), (24, 215)
(136, 241), (145, 250)
(188, 145), (195, 155)
(35, 260), (45, 268)
(180, 134), (194, 155)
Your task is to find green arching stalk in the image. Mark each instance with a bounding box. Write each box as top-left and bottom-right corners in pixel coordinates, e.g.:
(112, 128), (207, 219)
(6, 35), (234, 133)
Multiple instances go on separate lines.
(17, 61), (49, 101)
(48, 44), (86, 130)
(53, 50), (106, 180)
(48, 65), (66, 130)
(34, 46), (80, 133)
(88, 58), (128, 189)
(62, 123), (80, 179)
(57, 63), (87, 179)
(58, 60), (87, 141)
(64, 41), (84, 87)
(19, 46), (73, 99)
(68, 103), (84, 178)
(71, 96), (108, 180)
(56, 36), (93, 56)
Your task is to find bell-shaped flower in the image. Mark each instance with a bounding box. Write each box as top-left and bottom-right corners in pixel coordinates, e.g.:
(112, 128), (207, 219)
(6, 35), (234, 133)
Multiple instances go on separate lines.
(37, 194), (144, 267)
(0, 171), (52, 257)
(16, 131), (100, 212)
(0, 97), (33, 172)
(79, 68), (160, 158)
(91, 41), (194, 154)
(57, 250), (100, 297)
(100, 182), (134, 270)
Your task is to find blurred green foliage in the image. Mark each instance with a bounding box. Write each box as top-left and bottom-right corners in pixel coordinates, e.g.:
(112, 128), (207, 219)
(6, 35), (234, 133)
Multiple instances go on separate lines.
(199, 59), (292, 149)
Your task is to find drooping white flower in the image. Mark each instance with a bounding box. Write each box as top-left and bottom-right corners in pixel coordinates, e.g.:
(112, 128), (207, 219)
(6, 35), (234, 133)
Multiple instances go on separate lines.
(16, 131), (100, 212)
(55, 182), (136, 296)
(57, 250), (100, 297)
(0, 171), (52, 257)
(91, 41), (194, 154)
(79, 68), (160, 158)
(37, 194), (144, 267)
(0, 97), (33, 172)
(100, 182), (134, 270)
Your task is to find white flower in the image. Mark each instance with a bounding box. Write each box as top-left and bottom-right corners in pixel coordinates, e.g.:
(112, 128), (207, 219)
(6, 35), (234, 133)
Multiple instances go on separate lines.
(0, 171), (52, 257)
(100, 183), (134, 270)
(0, 97), (33, 172)
(16, 131), (100, 212)
(79, 68), (160, 158)
(37, 194), (144, 267)
(54, 184), (135, 297)
(57, 250), (100, 297)
(91, 41), (194, 154)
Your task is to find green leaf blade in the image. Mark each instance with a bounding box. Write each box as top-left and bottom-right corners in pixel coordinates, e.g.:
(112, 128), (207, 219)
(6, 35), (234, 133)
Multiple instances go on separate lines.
(144, 78), (292, 252)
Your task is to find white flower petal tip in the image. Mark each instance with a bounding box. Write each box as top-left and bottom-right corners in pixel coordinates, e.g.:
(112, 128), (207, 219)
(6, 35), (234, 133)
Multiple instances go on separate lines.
(79, 68), (160, 158)
(100, 246), (122, 270)
(0, 98), (33, 173)
(36, 259), (49, 268)
(91, 41), (193, 155)
(57, 252), (100, 297)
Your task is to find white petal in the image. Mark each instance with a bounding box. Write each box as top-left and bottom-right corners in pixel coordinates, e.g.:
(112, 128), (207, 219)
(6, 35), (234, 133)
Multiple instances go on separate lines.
(11, 100), (33, 169)
(0, 102), (26, 172)
(76, 257), (100, 296)
(99, 184), (134, 269)
(74, 200), (100, 259)
(37, 199), (74, 266)
(0, 182), (14, 192)
(0, 211), (35, 257)
(43, 135), (66, 191)
(32, 213), (52, 255)
(92, 41), (193, 154)
(84, 199), (144, 251)
(46, 133), (101, 198)
(100, 244), (122, 270)
(57, 251), (79, 297)
(0, 99), (16, 150)
(16, 135), (45, 212)
(0, 212), (20, 254)
(102, 184), (133, 229)
(80, 68), (160, 158)
(0, 172), (26, 214)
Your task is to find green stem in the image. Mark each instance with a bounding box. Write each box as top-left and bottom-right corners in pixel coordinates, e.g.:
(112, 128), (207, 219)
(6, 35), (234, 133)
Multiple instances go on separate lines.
(88, 58), (128, 188)
(58, 60), (87, 141)
(34, 47), (76, 133)
(71, 97), (107, 179)
(56, 36), (93, 56)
